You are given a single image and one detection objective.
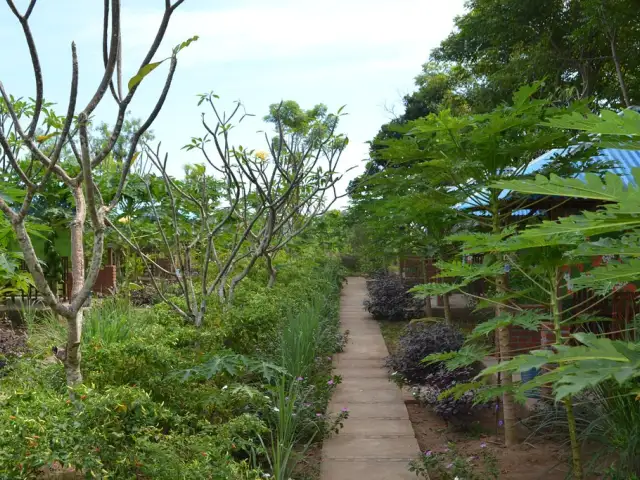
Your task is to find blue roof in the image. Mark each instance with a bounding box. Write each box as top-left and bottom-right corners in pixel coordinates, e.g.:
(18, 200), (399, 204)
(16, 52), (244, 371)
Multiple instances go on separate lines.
(528, 147), (640, 185)
(460, 147), (640, 216)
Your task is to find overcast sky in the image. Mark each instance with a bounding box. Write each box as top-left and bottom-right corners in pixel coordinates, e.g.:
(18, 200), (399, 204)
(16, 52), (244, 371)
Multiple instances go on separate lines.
(0, 0), (466, 207)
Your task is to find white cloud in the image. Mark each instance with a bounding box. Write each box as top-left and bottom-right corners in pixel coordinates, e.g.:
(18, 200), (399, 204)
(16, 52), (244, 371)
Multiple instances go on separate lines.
(119, 0), (465, 67)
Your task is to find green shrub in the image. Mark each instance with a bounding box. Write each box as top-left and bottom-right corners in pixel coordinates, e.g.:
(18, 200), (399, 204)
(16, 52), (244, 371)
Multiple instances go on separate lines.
(0, 254), (346, 478)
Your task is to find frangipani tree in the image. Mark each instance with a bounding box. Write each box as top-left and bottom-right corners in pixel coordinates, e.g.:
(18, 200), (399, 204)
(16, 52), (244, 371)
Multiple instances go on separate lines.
(0, 0), (187, 387)
(114, 96), (348, 326)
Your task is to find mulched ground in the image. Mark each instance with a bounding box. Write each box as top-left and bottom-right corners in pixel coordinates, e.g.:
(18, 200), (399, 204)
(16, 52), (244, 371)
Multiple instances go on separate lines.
(0, 317), (27, 359)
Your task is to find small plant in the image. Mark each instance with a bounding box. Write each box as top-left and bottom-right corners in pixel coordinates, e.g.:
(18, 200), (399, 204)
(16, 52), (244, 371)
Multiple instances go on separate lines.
(386, 322), (464, 384)
(409, 442), (499, 480)
(364, 271), (423, 320)
(411, 363), (484, 423)
(260, 375), (349, 480)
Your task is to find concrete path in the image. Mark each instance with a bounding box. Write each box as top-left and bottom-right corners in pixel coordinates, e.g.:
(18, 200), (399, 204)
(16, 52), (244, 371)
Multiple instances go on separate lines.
(321, 277), (420, 480)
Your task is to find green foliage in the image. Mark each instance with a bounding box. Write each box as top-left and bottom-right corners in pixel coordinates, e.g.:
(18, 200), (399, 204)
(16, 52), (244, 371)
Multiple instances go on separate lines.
(494, 170), (640, 205)
(179, 353), (287, 383)
(128, 36), (199, 91)
(469, 311), (550, 340)
(542, 108), (640, 148)
(423, 344), (491, 371)
(0, 253), (345, 477)
(571, 258), (640, 294)
(83, 297), (140, 345)
(480, 333), (640, 401)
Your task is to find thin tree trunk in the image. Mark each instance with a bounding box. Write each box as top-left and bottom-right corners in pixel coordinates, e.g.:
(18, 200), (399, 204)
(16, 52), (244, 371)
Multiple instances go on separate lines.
(550, 269), (583, 480)
(63, 309), (83, 386)
(266, 254), (277, 288)
(610, 34), (631, 107)
(425, 296), (433, 317)
(70, 185), (86, 301)
(442, 293), (452, 324)
(565, 398), (583, 480)
(491, 195), (517, 447)
(65, 186), (87, 387)
(496, 273), (517, 447)
(423, 260), (433, 317)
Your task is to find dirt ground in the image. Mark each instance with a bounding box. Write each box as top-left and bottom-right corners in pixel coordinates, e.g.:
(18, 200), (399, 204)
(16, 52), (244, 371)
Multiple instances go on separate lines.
(406, 403), (572, 479)
(0, 317), (27, 358)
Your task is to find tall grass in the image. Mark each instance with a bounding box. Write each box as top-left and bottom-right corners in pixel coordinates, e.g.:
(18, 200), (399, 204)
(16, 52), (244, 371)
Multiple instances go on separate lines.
(260, 377), (318, 480)
(21, 303), (66, 351)
(280, 296), (324, 380)
(83, 296), (137, 345)
(582, 382), (640, 476)
(262, 265), (343, 480)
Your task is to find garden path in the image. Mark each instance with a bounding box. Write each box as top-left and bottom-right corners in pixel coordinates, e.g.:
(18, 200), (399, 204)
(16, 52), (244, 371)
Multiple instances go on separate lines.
(321, 277), (419, 479)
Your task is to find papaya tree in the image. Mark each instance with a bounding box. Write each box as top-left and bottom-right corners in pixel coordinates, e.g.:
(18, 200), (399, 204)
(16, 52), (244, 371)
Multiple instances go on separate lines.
(378, 83), (595, 446)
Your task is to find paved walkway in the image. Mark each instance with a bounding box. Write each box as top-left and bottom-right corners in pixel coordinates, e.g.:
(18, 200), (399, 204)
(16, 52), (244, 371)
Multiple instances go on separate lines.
(321, 277), (420, 480)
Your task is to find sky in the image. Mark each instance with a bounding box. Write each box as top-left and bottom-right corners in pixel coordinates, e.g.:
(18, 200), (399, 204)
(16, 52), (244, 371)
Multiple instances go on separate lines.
(0, 0), (467, 207)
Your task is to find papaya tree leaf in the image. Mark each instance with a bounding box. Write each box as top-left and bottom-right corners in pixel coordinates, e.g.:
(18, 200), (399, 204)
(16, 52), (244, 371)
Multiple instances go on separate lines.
(469, 311), (550, 340)
(571, 258), (640, 294)
(410, 282), (463, 298)
(423, 344), (491, 370)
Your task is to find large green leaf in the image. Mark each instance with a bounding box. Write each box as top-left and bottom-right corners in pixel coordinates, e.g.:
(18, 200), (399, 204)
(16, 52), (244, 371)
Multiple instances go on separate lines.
(515, 211), (640, 240)
(571, 258), (640, 294)
(422, 344), (491, 370)
(493, 170), (638, 203)
(571, 233), (640, 257)
(410, 282), (464, 297)
(177, 353), (287, 382)
(128, 60), (166, 91)
(469, 311), (550, 339)
(433, 259), (505, 280)
(542, 108), (640, 138)
(479, 333), (640, 400)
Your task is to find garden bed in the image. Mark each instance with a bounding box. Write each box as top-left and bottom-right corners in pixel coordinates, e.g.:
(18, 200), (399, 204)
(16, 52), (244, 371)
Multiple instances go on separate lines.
(406, 403), (571, 479)
(378, 317), (581, 480)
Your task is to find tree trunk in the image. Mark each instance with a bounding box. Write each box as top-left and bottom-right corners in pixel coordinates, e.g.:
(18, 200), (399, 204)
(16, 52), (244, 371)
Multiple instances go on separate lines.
(565, 397), (583, 480)
(550, 269), (583, 479)
(63, 309), (83, 386)
(442, 293), (452, 324)
(610, 34), (631, 107)
(194, 310), (204, 329)
(495, 272), (517, 447)
(266, 254), (277, 288)
(70, 186), (86, 301)
(63, 186), (87, 388)
(425, 296), (433, 318)
(423, 260), (433, 317)
(490, 193), (517, 447)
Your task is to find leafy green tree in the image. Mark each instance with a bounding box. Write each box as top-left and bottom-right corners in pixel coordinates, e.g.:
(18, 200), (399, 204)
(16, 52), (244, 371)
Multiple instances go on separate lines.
(434, 0), (640, 107)
(370, 83), (600, 446)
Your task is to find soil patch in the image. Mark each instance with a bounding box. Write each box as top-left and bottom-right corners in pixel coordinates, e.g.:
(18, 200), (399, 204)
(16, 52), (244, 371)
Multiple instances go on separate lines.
(406, 403), (572, 479)
(0, 317), (27, 359)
